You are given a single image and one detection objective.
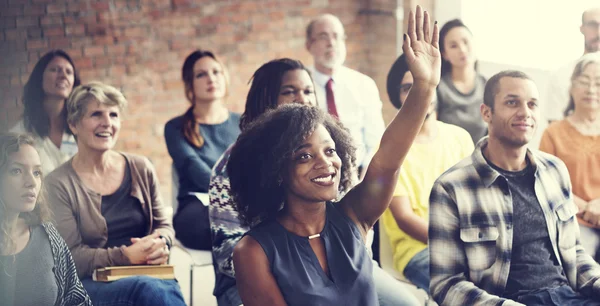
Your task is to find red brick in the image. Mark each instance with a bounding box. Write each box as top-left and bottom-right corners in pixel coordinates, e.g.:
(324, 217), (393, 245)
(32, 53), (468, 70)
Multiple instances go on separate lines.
(41, 16), (63, 26)
(26, 39), (47, 50)
(67, 2), (88, 13)
(94, 57), (111, 66)
(123, 27), (147, 38)
(46, 3), (66, 14)
(27, 28), (42, 39)
(1, 6), (23, 17)
(22, 4), (46, 16)
(1, 17), (15, 28)
(107, 44), (126, 55)
(43, 26), (64, 37)
(65, 24), (85, 36)
(92, 1), (110, 11)
(4, 29), (24, 40)
(48, 37), (70, 48)
(73, 57), (93, 69)
(109, 66), (126, 77)
(16, 16), (38, 27)
(83, 45), (105, 56)
(63, 16), (76, 25)
(63, 48), (83, 59)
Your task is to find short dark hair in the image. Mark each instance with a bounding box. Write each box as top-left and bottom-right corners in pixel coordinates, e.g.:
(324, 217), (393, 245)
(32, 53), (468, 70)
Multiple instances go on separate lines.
(228, 104), (356, 227)
(22, 50), (81, 137)
(483, 70), (532, 110)
(239, 58), (312, 131)
(386, 54), (409, 109)
(439, 19), (476, 75)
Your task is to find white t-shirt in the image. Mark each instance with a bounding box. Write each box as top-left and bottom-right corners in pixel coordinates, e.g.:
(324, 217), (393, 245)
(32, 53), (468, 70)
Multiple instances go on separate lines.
(10, 120), (77, 175)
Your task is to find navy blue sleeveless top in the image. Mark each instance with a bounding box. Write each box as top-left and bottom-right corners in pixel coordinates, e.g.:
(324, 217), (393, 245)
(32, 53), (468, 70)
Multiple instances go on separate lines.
(246, 202), (378, 306)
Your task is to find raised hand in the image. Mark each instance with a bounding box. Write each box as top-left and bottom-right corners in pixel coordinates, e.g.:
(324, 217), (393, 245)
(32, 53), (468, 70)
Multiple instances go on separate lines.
(403, 5), (441, 87)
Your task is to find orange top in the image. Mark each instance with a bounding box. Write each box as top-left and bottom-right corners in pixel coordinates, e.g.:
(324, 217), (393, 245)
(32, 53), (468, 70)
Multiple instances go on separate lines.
(540, 120), (600, 226)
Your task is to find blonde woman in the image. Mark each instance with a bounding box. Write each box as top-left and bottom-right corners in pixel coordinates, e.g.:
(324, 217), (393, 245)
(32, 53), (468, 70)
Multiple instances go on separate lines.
(540, 52), (600, 259)
(45, 82), (185, 305)
(0, 133), (90, 306)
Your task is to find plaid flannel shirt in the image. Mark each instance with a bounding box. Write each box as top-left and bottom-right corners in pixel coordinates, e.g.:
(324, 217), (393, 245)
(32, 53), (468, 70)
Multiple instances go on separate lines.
(429, 138), (600, 306)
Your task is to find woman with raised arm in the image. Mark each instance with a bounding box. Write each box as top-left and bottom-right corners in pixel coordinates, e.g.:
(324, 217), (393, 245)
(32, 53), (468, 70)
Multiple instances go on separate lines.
(0, 133), (91, 306)
(228, 6), (440, 306)
(11, 50), (80, 175)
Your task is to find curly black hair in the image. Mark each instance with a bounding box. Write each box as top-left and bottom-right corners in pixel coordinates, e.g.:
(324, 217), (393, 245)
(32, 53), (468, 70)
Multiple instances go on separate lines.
(227, 104), (357, 227)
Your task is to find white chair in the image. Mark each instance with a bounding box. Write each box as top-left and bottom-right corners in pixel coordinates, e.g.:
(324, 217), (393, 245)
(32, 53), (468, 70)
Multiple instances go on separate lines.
(170, 165), (216, 306)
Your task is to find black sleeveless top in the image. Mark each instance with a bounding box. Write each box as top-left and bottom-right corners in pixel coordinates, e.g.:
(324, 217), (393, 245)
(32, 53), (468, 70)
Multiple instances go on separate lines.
(246, 202), (378, 306)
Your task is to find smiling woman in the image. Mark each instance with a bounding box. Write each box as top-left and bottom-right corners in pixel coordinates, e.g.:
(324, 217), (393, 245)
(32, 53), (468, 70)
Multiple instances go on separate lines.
(10, 50), (81, 175)
(227, 6), (441, 306)
(45, 82), (186, 306)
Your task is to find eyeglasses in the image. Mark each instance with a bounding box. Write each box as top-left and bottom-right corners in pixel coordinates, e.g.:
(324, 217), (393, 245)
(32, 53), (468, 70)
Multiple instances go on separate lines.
(573, 79), (600, 89)
(583, 21), (600, 29)
(312, 33), (347, 43)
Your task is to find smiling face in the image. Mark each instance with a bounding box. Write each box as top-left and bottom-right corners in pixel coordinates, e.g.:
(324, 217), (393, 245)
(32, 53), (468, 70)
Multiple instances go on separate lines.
(482, 77), (539, 148)
(285, 124), (342, 204)
(42, 56), (75, 100)
(277, 69), (317, 106)
(0, 144), (42, 215)
(70, 100), (121, 152)
(570, 62), (600, 113)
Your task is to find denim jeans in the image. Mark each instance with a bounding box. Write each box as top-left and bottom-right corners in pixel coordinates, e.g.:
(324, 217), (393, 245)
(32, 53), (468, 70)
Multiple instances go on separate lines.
(515, 284), (600, 305)
(216, 285), (243, 306)
(373, 261), (421, 306)
(403, 248), (430, 294)
(82, 276), (186, 306)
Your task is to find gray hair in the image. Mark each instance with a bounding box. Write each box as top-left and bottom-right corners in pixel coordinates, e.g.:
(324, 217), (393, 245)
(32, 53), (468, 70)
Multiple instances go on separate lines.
(66, 81), (128, 126)
(564, 52), (600, 117)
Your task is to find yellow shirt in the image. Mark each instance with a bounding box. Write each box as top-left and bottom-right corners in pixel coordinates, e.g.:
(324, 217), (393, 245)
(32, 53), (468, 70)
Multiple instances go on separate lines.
(382, 121), (474, 274)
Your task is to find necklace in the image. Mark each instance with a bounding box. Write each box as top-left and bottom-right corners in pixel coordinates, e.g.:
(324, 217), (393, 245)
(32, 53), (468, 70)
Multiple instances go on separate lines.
(308, 234), (321, 240)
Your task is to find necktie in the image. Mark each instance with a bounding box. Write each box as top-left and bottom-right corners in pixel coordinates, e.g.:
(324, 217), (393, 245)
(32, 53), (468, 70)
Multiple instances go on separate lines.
(326, 78), (339, 119)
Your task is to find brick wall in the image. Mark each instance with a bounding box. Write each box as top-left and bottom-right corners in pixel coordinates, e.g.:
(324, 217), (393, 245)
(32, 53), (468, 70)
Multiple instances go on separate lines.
(0, 0), (433, 200)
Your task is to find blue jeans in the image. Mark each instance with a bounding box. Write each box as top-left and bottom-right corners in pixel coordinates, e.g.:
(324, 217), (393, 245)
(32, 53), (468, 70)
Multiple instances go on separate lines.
(216, 285), (243, 306)
(373, 261), (420, 306)
(403, 248), (430, 294)
(515, 284), (600, 305)
(82, 276), (186, 306)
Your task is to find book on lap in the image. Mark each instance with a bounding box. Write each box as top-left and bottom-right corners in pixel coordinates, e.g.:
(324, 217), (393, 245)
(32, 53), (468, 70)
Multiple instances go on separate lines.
(92, 265), (175, 282)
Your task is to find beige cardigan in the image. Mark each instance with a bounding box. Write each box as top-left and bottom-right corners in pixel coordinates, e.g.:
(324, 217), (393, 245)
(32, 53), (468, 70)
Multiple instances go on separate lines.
(45, 152), (174, 278)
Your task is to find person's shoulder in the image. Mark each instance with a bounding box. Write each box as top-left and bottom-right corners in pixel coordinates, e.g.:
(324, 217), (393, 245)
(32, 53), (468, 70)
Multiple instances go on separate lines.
(165, 114), (185, 130)
(544, 119), (569, 134)
(341, 66), (374, 81)
(122, 152), (152, 168)
(435, 153), (476, 185)
(9, 120), (26, 133)
(531, 148), (565, 167)
(45, 158), (73, 183)
(476, 72), (487, 83)
(228, 112), (242, 126)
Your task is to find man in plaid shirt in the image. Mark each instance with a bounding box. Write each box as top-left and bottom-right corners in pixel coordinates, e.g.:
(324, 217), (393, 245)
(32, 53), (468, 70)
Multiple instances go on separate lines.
(429, 70), (600, 305)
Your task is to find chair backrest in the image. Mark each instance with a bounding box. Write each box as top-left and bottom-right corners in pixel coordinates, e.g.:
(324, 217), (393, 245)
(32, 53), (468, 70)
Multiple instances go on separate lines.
(171, 164), (179, 215)
(379, 222), (403, 279)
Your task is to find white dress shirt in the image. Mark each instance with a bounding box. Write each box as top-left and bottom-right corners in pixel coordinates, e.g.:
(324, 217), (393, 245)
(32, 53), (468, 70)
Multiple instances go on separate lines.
(309, 66), (385, 168)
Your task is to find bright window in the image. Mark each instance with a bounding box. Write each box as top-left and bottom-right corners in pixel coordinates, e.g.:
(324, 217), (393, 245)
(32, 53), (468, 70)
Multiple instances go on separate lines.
(461, 0), (598, 70)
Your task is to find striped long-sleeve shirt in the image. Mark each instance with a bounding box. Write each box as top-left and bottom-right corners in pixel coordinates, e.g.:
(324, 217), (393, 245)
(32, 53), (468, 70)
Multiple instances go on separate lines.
(429, 138), (600, 306)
